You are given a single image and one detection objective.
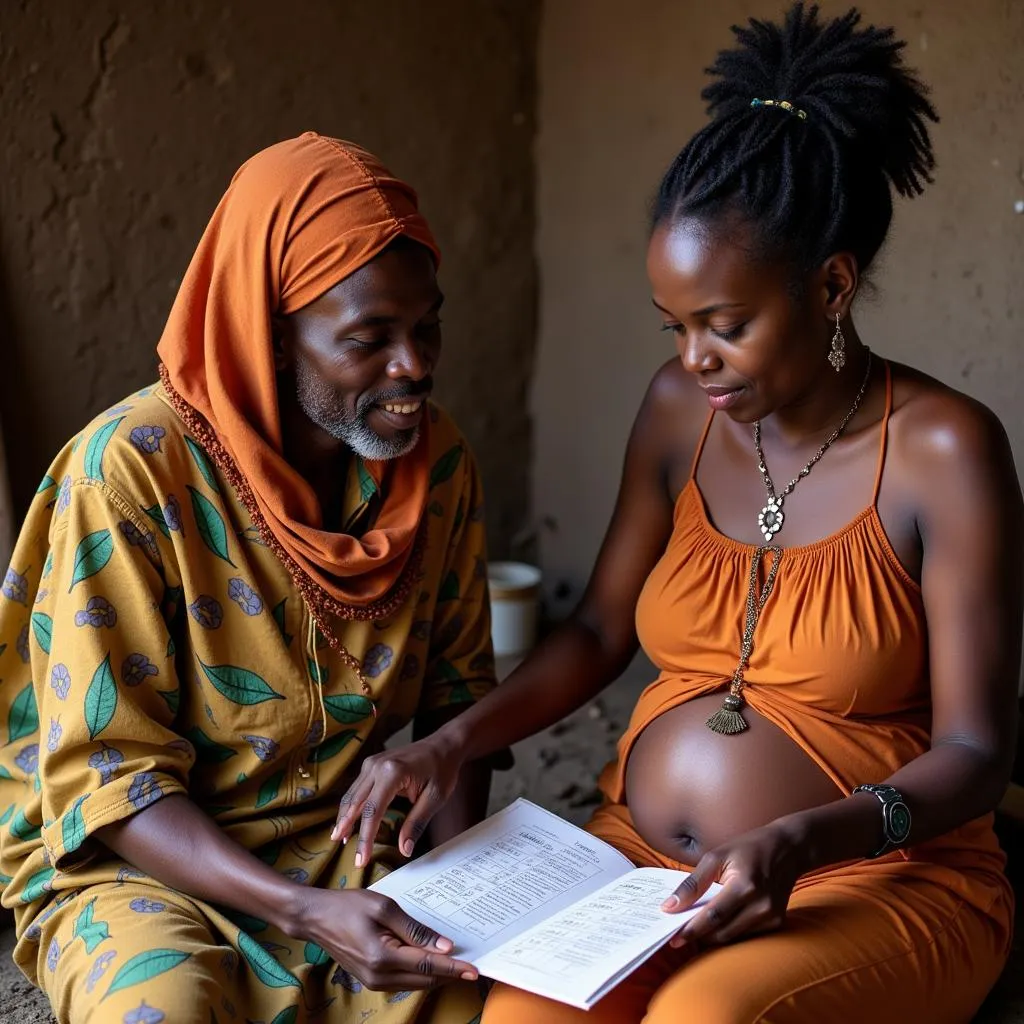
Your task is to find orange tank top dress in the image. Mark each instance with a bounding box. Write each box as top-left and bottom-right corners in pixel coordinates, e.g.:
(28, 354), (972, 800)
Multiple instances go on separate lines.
(598, 362), (1012, 920)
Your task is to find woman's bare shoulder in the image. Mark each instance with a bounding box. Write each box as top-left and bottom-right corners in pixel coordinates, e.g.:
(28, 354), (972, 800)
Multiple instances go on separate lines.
(886, 359), (1019, 507)
(635, 358), (709, 455)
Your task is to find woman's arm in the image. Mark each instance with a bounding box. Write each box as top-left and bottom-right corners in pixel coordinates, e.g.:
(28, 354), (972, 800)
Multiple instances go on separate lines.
(412, 705), (492, 850)
(438, 366), (689, 760)
(334, 362), (698, 857)
(802, 390), (1022, 859)
(670, 390), (1023, 944)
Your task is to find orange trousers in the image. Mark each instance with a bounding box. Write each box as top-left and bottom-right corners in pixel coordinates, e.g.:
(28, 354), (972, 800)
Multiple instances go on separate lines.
(482, 804), (1012, 1024)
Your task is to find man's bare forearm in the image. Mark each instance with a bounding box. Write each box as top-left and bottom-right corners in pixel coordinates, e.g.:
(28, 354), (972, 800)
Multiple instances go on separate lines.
(97, 793), (305, 934)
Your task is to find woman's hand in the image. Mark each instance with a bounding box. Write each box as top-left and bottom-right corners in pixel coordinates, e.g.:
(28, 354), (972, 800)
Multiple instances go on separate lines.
(294, 887), (478, 991)
(331, 732), (466, 866)
(662, 820), (807, 947)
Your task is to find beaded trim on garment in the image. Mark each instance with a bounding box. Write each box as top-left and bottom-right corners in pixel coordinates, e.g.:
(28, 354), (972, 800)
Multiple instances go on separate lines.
(157, 363), (426, 691)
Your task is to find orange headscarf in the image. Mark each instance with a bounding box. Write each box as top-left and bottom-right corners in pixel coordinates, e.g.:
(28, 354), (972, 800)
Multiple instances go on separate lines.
(157, 132), (439, 614)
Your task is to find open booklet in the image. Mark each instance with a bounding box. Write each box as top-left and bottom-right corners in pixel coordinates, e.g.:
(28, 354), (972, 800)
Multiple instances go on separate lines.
(370, 798), (720, 1010)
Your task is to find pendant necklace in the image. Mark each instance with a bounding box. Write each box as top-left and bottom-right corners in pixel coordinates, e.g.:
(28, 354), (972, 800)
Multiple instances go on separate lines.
(706, 349), (874, 735)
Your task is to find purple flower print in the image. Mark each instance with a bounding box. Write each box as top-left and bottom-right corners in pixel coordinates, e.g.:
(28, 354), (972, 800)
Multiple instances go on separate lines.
(118, 520), (148, 547)
(283, 867), (309, 884)
(129, 425), (166, 455)
(56, 475), (72, 515)
(163, 494), (183, 535)
(14, 744), (39, 775)
(122, 653), (158, 687)
(116, 866), (145, 883)
(363, 644), (394, 679)
(50, 664), (71, 700)
(128, 897), (166, 914)
(241, 735), (279, 762)
(24, 921), (42, 943)
(119, 521), (162, 567)
(332, 966), (363, 993)
(74, 596), (117, 629)
(189, 595), (223, 630)
(16, 624), (30, 663)
(399, 653), (420, 682)
(46, 938), (60, 972)
(303, 721), (324, 746)
(33, 589), (49, 605)
(124, 1003), (166, 1024)
(2, 568), (28, 605)
(127, 772), (163, 810)
(296, 787), (315, 801)
(85, 949), (117, 994)
(46, 718), (62, 753)
(227, 577), (263, 616)
(88, 744), (124, 786)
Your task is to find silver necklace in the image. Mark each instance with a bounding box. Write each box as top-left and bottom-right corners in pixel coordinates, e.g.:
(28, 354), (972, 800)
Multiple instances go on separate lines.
(706, 349), (875, 736)
(755, 350), (873, 542)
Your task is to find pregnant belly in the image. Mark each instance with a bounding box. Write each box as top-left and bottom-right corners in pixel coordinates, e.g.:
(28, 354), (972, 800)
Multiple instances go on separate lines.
(624, 693), (843, 863)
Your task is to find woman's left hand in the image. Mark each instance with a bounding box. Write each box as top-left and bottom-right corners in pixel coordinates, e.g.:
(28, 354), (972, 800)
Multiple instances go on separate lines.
(331, 732), (465, 868)
(662, 820), (808, 947)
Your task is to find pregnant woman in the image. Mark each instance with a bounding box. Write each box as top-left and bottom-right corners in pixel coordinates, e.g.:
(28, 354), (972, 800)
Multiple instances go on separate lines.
(334, 5), (1021, 1020)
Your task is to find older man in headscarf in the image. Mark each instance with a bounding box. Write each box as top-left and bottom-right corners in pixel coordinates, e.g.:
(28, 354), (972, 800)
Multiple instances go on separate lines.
(0, 133), (496, 1023)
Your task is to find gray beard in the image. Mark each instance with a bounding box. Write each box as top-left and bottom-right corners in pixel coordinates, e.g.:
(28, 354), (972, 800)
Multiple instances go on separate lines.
(293, 362), (421, 462)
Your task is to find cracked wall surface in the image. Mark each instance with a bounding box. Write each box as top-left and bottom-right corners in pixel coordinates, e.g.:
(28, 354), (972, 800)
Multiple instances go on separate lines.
(0, 0), (538, 556)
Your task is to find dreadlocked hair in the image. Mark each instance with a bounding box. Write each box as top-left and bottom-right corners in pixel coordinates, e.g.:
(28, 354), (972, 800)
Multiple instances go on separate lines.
(653, 3), (938, 279)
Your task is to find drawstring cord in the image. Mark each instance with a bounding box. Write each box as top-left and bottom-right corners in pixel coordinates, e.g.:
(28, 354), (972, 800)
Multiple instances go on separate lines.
(305, 611), (329, 789)
(302, 602), (378, 787)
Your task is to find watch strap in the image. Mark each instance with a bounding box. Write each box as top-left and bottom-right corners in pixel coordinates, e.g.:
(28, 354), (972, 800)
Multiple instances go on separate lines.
(852, 783), (908, 858)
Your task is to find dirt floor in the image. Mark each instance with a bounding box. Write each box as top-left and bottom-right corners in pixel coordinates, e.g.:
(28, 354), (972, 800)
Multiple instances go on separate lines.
(2, 663), (1022, 1022)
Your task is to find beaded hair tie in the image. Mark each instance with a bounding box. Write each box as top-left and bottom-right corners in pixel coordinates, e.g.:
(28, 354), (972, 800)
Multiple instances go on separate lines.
(750, 97), (808, 121)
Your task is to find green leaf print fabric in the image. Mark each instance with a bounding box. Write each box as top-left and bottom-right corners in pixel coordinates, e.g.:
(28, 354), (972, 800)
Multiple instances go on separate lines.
(0, 388), (497, 1021)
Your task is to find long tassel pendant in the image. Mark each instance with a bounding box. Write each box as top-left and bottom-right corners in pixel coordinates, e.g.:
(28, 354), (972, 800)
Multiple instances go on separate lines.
(706, 692), (749, 735)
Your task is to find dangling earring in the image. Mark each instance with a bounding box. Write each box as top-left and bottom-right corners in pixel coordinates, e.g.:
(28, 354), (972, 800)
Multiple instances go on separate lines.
(828, 313), (846, 372)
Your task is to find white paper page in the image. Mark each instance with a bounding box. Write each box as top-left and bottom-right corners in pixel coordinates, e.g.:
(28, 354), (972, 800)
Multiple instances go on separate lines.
(474, 867), (722, 1010)
(370, 798), (634, 960)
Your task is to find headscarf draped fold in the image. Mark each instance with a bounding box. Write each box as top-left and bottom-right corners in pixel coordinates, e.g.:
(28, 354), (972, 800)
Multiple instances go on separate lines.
(157, 132), (440, 609)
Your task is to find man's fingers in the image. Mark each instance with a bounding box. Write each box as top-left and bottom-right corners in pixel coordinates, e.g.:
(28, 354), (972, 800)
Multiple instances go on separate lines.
(384, 943), (478, 982)
(362, 972), (440, 992)
(662, 852), (722, 912)
(398, 784), (447, 858)
(381, 901), (454, 954)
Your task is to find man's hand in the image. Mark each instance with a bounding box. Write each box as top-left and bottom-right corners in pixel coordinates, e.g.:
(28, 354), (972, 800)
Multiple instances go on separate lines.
(331, 733), (465, 866)
(294, 888), (477, 991)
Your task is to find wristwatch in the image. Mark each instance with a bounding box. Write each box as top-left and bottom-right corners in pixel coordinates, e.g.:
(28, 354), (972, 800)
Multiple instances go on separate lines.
(852, 783), (912, 858)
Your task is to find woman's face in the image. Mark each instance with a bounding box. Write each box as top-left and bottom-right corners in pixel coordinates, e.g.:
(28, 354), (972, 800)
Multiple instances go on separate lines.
(647, 215), (832, 423)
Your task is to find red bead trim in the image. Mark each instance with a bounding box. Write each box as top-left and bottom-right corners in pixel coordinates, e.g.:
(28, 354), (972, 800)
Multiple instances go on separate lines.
(158, 364), (426, 690)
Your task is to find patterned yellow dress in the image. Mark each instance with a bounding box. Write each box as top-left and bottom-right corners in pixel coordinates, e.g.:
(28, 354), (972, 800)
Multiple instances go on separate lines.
(0, 383), (495, 1024)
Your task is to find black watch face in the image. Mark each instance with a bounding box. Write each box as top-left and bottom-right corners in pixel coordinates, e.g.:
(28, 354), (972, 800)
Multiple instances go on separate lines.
(889, 801), (911, 841)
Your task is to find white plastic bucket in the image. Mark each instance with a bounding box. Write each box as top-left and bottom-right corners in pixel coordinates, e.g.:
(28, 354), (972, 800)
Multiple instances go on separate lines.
(487, 561), (542, 656)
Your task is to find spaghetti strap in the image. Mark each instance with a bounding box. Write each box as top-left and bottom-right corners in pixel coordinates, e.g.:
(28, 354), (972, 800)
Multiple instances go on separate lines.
(871, 360), (894, 506)
(690, 410), (715, 480)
